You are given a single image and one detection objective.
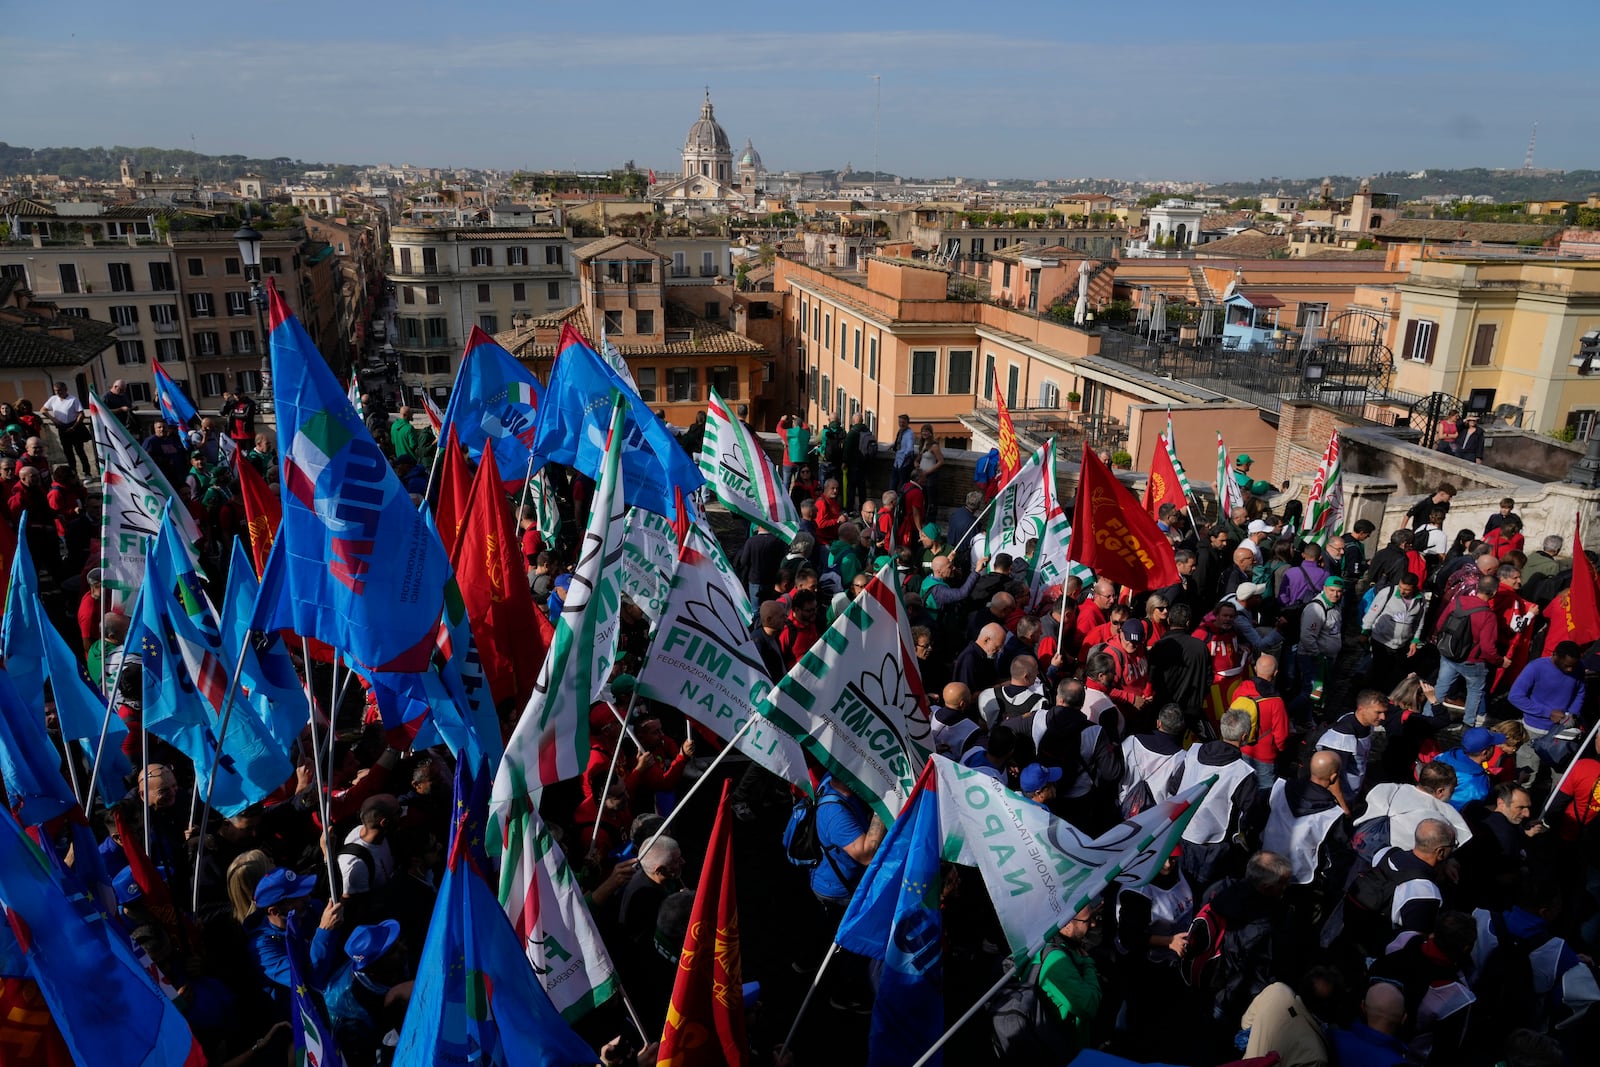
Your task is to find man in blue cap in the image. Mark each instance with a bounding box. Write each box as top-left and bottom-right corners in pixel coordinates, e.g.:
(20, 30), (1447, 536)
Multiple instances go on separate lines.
(325, 920), (412, 1066)
(1020, 763), (1063, 809)
(244, 867), (345, 1013)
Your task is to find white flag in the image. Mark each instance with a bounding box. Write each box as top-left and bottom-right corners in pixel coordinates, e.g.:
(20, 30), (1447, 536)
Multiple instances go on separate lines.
(617, 508), (680, 627)
(637, 533), (808, 788)
(983, 439), (1056, 561)
(934, 755), (1213, 958)
(758, 562), (933, 821)
(700, 387), (801, 540)
(499, 807), (619, 1021)
(88, 390), (201, 608)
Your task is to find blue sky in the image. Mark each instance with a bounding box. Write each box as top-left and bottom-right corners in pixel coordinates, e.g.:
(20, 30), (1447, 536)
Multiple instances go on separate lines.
(3, 0), (1593, 182)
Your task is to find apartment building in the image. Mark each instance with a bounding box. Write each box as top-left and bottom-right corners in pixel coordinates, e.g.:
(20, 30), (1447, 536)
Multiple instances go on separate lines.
(388, 223), (575, 395)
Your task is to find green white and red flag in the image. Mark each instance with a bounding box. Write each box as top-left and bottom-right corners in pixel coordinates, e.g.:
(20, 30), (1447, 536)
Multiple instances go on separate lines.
(700, 386), (800, 540)
(1217, 431), (1245, 517)
(1304, 429), (1343, 546)
(1164, 408), (1196, 506)
(492, 395), (628, 818)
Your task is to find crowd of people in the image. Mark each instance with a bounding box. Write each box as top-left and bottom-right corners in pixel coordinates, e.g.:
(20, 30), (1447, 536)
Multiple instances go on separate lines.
(12, 382), (1600, 1067)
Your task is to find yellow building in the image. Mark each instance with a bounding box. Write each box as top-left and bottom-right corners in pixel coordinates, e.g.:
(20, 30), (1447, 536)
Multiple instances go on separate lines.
(1389, 257), (1600, 436)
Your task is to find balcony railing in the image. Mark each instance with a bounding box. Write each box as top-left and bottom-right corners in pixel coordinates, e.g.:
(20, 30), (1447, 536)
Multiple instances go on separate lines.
(114, 323), (139, 336)
(154, 322), (179, 334)
(699, 265), (720, 277)
(670, 267), (691, 278)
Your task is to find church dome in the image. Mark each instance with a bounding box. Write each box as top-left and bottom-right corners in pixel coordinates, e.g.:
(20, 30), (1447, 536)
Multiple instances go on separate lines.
(684, 92), (731, 154)
(739, 138), (763, 172)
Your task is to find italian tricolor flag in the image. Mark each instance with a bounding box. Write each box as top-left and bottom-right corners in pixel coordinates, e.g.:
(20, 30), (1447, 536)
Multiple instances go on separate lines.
(506, 381), (538, 406)
(283, 409), (352, 510)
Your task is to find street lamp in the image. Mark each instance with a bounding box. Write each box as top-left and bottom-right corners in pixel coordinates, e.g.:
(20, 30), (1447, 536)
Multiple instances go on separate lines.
(233, 217), (273, 414)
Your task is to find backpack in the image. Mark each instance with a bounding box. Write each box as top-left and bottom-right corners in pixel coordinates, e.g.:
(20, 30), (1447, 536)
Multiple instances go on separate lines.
(1472, 911), (1555, 1036)
(1227, 693), (1262, 747)
(1178, 902), (1229, 989)
(858, 430), (878, 460)
(783, 793), (852, 885)
(823, 428), (844, 466)
(989, 943), (1076, 1064)
(1435, 601), (1488, 662)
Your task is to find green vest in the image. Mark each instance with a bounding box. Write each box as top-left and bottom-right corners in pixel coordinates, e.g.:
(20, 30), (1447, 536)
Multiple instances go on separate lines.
(919, 574), (946, 619)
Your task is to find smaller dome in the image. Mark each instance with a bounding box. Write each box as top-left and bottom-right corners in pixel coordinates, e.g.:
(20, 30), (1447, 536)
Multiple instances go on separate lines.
(739, 138), (763, 172)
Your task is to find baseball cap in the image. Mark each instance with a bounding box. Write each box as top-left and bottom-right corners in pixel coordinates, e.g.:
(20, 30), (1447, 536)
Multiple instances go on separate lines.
(1235, 453), (1253, 466)
(346, 919), (401, 972)
(589, 703), (618, 731)
(1323, 576), (1345, 590)
(554, 574), (573, 592)
(87, 568), (104, 584)
(742, 981), (762, 1006)
(1247, 520), (1273, 535)
(1461, 726), (1506, 754)
(1120, 620), (1145, 641)
(610, 673), (637, 698)
(1020, 763), (1064, 794)
(921, 523), (940, 539)
(113, 866), (143, 906)
(253, 867), (312, 909)
(1234, 581), (1268, 601)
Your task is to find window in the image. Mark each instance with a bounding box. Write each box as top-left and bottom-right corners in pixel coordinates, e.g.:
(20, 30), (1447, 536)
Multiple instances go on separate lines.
(400, 319), (421, 345)
(545, 245), (564, 266)
(1039, 380), (1060, 407)
(224, 257), (240, 275)
(402, 354), (426, 373)
(631, 262), (653, 284)
(836, 387), (847, 418)
(477, 284), (491, 303)
(478, 314), (499, 333)
(1003, 262), (1012, 288)
(150, 303), (177, 328)
(808, 366), (819, 400)
(421, 248), (437, 274)
(186, 257), (205, 277)
(59, 264), (80, 294)
(709, 365), (737, 399)
(507, 246), (528, 266)
(1566, 410), (1598, 442)
(262, 256), (282, 275)
(636, 368), (657, 402)
(0, 264), (24, 284)
(427, 355), (452, 375)
(126, 382), (152, 403)
(853, 329), (861, 368)
(947, 349), (973, 394)
(227, 291), (250, 316)
(1006, 364), (1020, 409)
(821, 374), (831, 411)
(471, 247), (493, 267)
(194, 331), (220, 356)
(667, 367), (697, 402)
(983, 353), (996, 399)
(1296, 302), (1328, 330)
(199, 373), (227, 397)
(190, 293), (214, 317)
(110, 305), (139, 328)
(1402, 318), (1438, 363)
(148, 262), (175, 291)
(635, 309), (655, 334)
(230, 329), (256, 355)
(58, 307), (89, 318)
(910, 350), (937, 394)
(403, 286), (415, 305)
(399, 248), (413, 274)
(868, 337), (878, 381)
(605, 262), (624, 283)
(116, 340), (146, 364)
(108, 262), (134, 292)
(799, 298), (808, 335)
(1470, 323), (1497, 367)
(512, 282), (527, 302)
(812, 305), (820, 337)
(839, 321), (846, 353)
(424, 318), (448, 347)
(155, 338), (183, 362)
(425, 286), (440, 305)
(236, 370), (262, 395)
(546, 281), (560, 301)
(706, 301), (720, 321)
(673, 252), (688, 278)
(604, 310), (624, 334)
(824, 313), (831, 347)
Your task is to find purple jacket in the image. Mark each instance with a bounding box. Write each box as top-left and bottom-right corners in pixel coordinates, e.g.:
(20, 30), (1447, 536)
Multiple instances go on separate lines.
(1278, 560), (1330, 607)
(1509, 655), (1585, 732)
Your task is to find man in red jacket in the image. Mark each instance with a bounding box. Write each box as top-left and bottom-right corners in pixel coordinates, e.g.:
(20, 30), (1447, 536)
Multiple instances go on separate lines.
(1429, 574), (1504, 728)
(1235, 654), (1290, 789)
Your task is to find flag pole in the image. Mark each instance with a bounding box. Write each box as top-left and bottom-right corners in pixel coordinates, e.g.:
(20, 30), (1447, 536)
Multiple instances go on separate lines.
(1542, 714), (1600, 819)
(325, 657), (341, 814)
(777, 942), (839, 1060)
(85, 644), (132, 814)
(909, 966), (1019, 1067)
(61, 736), (85, 809)
(191, 636), (253, 910)
(515, 454), (537, 531)
(141, 719), (151, 855)
(636, 715), (758, 862)
(301, 636), (340, 892)
(587, 691), (637, 865)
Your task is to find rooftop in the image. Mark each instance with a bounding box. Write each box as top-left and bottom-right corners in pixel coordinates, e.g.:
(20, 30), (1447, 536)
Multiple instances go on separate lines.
(1377, 219), (1564, 245)
(495, 301), (765, 359)
(0, 280), (118, 368)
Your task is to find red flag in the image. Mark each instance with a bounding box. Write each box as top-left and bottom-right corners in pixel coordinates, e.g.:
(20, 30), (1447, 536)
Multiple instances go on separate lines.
(1067, 443), (1179, 592)
(1549, 513), (1600, 648)
(1142, 434), (1187, 519)
(232, 449), (281, 579)
(994, 369), (1021, 482)
(435, 427), (474, 559)
(0, 977), (73, 1067)
(450, 440), (547, 706)
(658, 780), (748, 1067)
(0, 519), (15, 614)
(648, 168), (657, 185)
(114, 808), (199, 955)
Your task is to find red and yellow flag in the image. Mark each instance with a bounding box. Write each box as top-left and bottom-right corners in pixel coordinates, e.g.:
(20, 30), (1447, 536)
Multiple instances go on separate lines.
(435, 427), (474, 560)
(995, 382), (1021, 482)
(1142, 434), (1188, 519)
(1547, 512), (1600, 648)
(658, 780), (748, 1067)
(451, 440), (548, 707)
(233, 449), (280, 580)
(1068, 443), (1179, 592)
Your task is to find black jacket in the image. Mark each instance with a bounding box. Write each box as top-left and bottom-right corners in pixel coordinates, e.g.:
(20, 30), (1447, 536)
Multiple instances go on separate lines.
(1148, 632), (1212, 714)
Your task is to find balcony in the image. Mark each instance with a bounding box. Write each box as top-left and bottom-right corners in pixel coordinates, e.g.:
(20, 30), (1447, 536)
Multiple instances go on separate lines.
(114, 323), (139, 336)
(154, 322), (179, 334)
(670, 267), (691, 278)
(700, 265), (720, 278)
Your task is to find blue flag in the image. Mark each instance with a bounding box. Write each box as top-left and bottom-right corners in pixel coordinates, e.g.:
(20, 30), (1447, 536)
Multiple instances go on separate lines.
(268, 281), (451, 673)
(138, 512), (291, 816)
(35, 594), (132, 806)
(220, 537), (311, 751)
(532, 324), (704, 518)
(394, 771), (595, 1067)
(835, 765), (945, 1067)
(441, 325), (545, 487)
(449, 757), (494, 885)
(0, 664), (77, 826)
(0, 806), (206, 1066)
(1, 513), (45, 713)
(151, 356), (199, 427)
(288, 920), (344, 1067)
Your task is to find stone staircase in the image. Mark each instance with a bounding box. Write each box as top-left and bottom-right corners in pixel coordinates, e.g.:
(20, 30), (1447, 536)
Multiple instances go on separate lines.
(1188, 265), (1216, 302)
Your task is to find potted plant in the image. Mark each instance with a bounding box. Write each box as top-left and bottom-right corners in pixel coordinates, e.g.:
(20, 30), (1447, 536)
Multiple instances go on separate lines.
(1111, 450), (1133, 469)
(1066, 391), (1082, 411)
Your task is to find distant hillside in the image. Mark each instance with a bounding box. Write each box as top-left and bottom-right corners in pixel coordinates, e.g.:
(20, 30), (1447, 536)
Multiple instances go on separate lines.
(0, 143), (363, 184)
(1203, 168), (1600, 203)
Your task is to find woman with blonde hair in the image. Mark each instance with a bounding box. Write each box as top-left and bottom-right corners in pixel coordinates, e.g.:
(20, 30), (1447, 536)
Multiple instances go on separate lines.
(226, 849), (273, 924)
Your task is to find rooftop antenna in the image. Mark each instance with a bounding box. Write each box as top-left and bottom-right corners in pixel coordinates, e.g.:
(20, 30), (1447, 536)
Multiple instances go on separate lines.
(1522, 122), (1538, 172)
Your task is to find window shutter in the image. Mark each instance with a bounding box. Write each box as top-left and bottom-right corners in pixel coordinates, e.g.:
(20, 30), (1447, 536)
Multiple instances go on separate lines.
(1423, 322), (1437, 364)
(1403, 319), (1418, 360)
(1471, 323), (1496, 367)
